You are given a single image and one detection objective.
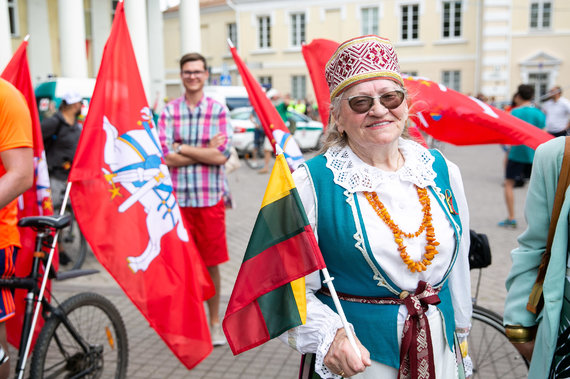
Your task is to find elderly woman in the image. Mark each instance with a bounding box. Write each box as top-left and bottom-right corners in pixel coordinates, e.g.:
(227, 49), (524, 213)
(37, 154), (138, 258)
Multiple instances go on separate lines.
(281, 36), (472, 378)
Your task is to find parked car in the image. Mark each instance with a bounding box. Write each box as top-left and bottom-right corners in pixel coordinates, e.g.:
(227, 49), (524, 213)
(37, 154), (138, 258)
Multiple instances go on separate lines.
(35, 77), (96, 123)
(229, 106), (323, 155)
(204, 85), (250, 110)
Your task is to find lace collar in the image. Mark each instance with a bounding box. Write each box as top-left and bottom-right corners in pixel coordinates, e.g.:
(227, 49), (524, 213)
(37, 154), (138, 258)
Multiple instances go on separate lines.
(324, 138), (437, 192)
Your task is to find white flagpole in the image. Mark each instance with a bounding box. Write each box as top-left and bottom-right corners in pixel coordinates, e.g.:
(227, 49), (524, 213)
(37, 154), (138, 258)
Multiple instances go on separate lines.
(17, 181), (73, 379)
(321, 268), (362, 359)
(274, 144), (361, 359)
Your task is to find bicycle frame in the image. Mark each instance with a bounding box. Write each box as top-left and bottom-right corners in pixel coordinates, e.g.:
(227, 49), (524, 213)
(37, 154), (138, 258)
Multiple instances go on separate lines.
(0, 215), (98, 378)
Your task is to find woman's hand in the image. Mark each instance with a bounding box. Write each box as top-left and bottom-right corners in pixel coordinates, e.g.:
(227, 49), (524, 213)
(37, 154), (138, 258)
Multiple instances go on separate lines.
(324, 328), (371, 377)
(512, 340), (534, 362)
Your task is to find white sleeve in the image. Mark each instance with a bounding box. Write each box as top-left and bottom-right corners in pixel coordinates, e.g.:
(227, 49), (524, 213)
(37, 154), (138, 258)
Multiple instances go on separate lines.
(445, 160), (472, 330)
(277, 165), (347, 379)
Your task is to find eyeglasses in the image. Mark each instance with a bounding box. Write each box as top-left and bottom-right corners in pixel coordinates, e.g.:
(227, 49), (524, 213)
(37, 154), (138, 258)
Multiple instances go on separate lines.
(343, 90), (405, 114)
(182, 70), (206, 77)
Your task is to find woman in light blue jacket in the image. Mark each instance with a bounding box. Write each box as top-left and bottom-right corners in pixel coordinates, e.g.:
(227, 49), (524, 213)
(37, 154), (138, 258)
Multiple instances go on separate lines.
(504, 136), (570, 377)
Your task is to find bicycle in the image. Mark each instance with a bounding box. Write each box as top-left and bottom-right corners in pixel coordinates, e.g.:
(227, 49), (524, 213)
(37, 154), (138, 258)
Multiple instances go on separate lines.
(468, 232), (529, 378)
(1, 214), (128, 378)
(243, 140), (266, 170)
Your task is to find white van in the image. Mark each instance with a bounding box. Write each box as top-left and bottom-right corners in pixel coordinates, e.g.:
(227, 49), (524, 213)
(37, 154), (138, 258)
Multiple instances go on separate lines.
(203, 85), (250, 110)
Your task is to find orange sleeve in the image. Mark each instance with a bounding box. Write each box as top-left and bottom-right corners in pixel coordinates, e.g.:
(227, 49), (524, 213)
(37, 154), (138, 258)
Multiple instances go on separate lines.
(0, 78), (33, 154)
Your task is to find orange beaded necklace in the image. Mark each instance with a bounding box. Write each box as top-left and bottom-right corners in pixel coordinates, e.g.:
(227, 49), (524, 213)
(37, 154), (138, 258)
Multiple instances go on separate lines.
(364, 186), (439, 273)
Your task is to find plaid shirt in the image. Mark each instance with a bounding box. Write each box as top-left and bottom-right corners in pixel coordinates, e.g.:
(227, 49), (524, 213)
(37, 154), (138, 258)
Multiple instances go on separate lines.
(158, 95), (233, 208)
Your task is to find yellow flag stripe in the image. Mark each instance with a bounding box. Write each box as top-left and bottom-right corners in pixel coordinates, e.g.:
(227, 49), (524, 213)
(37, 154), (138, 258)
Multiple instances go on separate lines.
(290, 277), (307, 324)
(260, 153), (296, 209)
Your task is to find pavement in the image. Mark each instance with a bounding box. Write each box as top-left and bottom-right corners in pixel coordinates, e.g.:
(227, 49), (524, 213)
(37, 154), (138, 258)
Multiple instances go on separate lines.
(11, 142), (530, 378)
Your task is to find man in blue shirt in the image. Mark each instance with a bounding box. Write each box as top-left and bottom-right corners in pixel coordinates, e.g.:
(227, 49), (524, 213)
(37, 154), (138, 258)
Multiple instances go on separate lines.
(499, 84), (546, 228)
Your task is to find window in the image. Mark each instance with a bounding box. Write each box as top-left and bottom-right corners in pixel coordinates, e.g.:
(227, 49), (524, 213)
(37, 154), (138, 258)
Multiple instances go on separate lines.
(361, 7), (379, 35)
(258, 15), (271, 49)
(401, 71), (418, 77)
(290, 13), (305, 47)
(530, 1), (552, 30)
(259, 76), (272, 89)
(227, 23), (237, 49)
(442, 1), (462, 38)
(401, 4), (419, 41)
(8, 0), (18, 36)
(528, 72), (550, 101)
(442, 70), (461, 91)
(291, 75), (306, 100)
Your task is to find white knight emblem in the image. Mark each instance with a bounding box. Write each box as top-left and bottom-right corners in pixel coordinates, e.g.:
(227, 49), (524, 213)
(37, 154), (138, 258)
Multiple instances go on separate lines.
(102, 107), (188, 272)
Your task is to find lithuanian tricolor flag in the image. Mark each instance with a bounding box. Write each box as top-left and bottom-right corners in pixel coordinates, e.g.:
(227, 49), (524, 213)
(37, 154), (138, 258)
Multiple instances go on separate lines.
(223, 153), (326, 355)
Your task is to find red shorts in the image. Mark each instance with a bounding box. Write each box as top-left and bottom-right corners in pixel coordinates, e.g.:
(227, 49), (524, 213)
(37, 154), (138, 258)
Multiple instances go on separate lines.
(0, 246), (17, 322)
(180, 200), (229, 267)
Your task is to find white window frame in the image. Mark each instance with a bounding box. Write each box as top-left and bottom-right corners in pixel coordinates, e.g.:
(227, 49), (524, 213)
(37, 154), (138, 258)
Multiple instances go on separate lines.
(227, 22), (237, 48)
(361, 6), (379, 35)
(290, 12), (306, 47)
(530, 0), (552, 30)
(291, 75), (306, 101)
(257, 15), (272, 49)
(442, 70), (461, 91)
(441, 1), (462, 39)
(259, 76), (272, 89)
(528, 72), (550, 102)
(400, 4), (419, 41)
(8, 0), (19, 37)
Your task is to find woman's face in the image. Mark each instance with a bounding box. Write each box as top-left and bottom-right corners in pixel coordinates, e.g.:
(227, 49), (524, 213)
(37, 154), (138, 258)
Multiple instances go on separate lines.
(336, 79), (408, 153)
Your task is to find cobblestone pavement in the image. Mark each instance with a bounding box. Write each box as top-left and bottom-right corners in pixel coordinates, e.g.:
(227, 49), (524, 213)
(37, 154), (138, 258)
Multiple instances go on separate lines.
(12, 142), (530, 378)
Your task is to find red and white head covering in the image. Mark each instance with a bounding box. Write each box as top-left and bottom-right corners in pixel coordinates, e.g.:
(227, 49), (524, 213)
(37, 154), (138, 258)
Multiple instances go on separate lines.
(325, 35), (403, 100)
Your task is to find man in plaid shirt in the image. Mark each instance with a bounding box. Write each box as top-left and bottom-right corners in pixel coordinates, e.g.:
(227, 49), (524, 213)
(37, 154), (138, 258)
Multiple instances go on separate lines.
(158, 52), (233, 347)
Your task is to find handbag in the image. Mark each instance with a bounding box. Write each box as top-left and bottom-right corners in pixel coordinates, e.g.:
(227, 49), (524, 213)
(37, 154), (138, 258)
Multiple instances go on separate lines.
(527, 137), (570, 315)
(468, 229), (492, 269)
(225, 146), (241, 174)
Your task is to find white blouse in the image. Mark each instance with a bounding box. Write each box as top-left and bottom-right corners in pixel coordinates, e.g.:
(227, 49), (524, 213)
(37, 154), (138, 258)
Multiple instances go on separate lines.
(280, 138), (472, 378)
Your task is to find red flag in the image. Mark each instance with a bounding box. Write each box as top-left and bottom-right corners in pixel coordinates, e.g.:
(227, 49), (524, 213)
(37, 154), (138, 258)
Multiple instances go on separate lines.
(301, 39), (336, 128)
(68, 2), (214, 369)
(223, 153), (326, 354)
(302, 38), (552, 149)
(229, 44), (305, 171)
(404, 77), (552, 149)
(1, 39), (56, 349)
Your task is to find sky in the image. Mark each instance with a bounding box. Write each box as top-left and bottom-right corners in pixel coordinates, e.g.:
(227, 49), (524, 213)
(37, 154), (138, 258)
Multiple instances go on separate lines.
(160, 0), (181, 11)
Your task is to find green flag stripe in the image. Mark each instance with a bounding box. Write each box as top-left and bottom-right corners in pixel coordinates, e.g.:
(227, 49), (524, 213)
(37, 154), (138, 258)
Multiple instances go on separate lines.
(244, 188), (308, 261)
(258, 283), (303, 338)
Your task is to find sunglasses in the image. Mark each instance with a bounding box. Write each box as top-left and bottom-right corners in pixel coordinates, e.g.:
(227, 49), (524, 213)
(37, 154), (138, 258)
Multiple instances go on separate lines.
(343, 90), (406, 114)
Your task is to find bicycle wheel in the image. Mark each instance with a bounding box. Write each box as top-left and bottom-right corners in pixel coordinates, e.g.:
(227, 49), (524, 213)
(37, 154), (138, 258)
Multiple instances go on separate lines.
(30, 292), (128, 378)
(58, 211), (88, 271)
(243, 142), (264, 170)
(469, 305), (529, 378)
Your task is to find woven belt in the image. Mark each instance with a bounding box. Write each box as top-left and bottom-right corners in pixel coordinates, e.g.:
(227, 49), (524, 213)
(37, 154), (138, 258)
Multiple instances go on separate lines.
(319, 280), (441, 379)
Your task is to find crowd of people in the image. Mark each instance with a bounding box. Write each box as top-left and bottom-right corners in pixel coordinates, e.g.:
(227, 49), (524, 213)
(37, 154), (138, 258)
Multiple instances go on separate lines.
(2, 32), (570, 378)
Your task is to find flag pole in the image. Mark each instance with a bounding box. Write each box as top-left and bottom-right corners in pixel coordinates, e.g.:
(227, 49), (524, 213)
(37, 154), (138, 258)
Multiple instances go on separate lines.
(274, 145), (361, 359)
(17, 181), (73, 379)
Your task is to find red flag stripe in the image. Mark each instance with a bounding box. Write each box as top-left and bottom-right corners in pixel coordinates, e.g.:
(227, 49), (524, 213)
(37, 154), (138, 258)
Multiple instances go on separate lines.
(226, 225), (323, 313)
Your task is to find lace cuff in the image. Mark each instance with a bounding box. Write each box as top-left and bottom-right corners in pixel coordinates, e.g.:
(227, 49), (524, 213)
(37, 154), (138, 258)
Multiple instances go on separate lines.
(314, 319), (353, 379)
(456, 326), (472, 378)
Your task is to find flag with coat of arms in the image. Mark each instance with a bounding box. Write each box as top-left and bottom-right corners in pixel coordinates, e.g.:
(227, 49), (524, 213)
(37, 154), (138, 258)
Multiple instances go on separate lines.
(1, 38), (56, 349)
(68, 1), (215, 369)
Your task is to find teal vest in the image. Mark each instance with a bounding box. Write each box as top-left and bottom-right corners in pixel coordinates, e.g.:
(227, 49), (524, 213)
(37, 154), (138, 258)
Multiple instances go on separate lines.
(303, 149), (462, 369)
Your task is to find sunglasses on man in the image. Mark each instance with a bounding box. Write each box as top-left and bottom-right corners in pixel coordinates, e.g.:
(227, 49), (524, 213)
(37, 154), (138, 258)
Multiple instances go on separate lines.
(343, 89), (406, 114)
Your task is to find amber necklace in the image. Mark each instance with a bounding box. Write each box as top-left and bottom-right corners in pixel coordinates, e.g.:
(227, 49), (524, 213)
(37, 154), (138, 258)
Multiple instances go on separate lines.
(364, 186), (439, 273)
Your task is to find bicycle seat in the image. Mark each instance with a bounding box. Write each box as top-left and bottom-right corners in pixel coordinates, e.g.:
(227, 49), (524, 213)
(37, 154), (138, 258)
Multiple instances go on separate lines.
(18, 214), (72, 229)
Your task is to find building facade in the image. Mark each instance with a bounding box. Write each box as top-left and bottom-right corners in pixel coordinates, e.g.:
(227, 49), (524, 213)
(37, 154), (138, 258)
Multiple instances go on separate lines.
(4, 0), (570, 108)
(162, 0), (570, 105)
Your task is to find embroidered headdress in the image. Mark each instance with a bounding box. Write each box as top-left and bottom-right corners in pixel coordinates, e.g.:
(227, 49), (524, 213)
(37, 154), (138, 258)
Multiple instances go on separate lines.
(325, 35), (404, 100)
